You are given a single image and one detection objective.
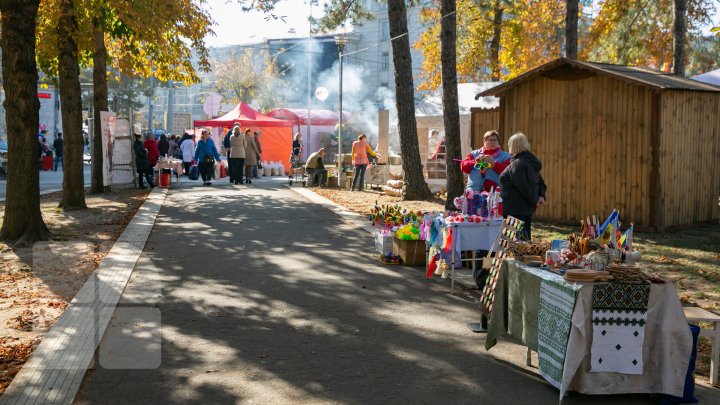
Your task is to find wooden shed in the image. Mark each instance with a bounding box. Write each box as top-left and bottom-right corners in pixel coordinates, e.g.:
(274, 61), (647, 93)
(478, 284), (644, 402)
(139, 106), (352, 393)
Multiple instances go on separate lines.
(476, 58), (720, 230)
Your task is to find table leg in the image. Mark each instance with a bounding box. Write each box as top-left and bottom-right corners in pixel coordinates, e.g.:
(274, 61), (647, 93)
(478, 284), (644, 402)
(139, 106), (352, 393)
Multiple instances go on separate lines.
(712, 323), (720, 386)
(451, 246), (455, 294)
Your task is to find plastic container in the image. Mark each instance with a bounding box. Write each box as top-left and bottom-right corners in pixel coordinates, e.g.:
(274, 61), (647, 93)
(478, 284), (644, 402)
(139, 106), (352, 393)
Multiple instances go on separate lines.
(158, 173), (171, 187)
(42, 156), (53, 171)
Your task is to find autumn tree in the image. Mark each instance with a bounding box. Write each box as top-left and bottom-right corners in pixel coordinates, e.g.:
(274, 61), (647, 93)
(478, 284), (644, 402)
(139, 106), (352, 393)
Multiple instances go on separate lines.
(673, 0), (687, 75)
(440, 0), (464, 209)
(581, 0), (714, 72)
(416, 0), (510, 89)
(0, 0), (51, 243)
(212, 48), (290, 110)
(388, 0), (432, 200)
(92, 1), (213, 191)
(56, 0), (87, 209)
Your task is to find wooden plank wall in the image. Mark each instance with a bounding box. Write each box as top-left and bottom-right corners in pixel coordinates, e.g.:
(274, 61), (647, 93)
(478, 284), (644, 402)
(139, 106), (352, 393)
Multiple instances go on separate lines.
(501, 75), (653, 226)
(470, 108), (501, 149)
(659, 91), (720, 227)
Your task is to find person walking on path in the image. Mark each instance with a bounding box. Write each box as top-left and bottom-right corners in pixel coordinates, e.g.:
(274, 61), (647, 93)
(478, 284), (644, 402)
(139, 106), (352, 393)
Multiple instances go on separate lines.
(144, 132), (160, 170)
(252, 131), (262, 179)
(194, 130), (221, 186)
(53, 132), (64, 171)
(180, 133), (195, 176)
(243, 129), (260, 184)
(350, 133), (379, 192)
(133, 133), (155, 188)
(224, 123), (240, 159)
(228, 126), (247, 185)
(499, 132), (547, 240)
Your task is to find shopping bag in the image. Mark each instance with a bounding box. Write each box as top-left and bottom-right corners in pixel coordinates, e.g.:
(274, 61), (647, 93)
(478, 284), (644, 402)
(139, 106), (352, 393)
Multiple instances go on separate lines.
(213, 162), (220, 179)
(219, 160), (228, 178)
(188, 164), (199, 180)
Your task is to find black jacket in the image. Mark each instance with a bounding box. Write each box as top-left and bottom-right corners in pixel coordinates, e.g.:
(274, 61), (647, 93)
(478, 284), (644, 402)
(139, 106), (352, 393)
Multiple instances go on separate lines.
(134, 140), (149, 172)
(53, 138), (64, 156)
(499, 151), (547, 217)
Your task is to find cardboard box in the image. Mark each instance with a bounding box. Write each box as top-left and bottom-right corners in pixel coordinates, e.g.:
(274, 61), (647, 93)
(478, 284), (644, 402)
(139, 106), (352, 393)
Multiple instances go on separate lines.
(393, 237), (426, 266)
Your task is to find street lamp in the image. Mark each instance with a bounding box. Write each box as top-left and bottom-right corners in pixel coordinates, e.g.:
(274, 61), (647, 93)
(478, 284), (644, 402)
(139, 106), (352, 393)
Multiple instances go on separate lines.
(334, 33), (348, 187)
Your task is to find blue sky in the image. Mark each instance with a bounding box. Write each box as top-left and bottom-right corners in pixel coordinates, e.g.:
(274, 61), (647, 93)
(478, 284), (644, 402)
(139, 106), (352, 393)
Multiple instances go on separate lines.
(203, 0), (325, 47)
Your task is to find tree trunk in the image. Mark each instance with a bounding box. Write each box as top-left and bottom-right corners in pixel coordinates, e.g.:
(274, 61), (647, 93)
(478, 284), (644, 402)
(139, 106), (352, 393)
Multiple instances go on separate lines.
(91, 17), (108, 193)
(489, 0), (504, 81)
(441, 0), (463, 210)
(0, 0), (50, 244)
(388, 0), (432, 201)
(673, 0), (687, 75)
(565, 0), (579, 59)
(57, 0), (87, 209)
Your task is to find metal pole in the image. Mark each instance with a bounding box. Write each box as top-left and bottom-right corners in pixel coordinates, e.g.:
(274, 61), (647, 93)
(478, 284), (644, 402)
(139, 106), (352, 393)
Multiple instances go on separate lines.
(167, 80), (174, 134)
(148, 75), (155, 130)
(338, 46), (343, 187)
(306, 2), (312, 155)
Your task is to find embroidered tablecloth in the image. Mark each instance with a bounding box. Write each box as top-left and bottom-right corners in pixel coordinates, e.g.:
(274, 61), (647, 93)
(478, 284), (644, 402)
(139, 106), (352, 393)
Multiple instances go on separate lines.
(486, 260), (692, 399)
(538, 280), (577, 389)
(590, 283), (651, 374)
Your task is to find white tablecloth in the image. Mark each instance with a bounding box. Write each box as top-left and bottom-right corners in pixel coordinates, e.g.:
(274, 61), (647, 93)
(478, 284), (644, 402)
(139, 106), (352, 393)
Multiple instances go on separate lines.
(448, 220), (503, 251)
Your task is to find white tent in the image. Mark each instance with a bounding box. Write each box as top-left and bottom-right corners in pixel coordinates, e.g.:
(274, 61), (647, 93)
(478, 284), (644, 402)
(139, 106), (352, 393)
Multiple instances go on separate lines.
(691, 69), (720, 86)
(415, 82), (500, 157)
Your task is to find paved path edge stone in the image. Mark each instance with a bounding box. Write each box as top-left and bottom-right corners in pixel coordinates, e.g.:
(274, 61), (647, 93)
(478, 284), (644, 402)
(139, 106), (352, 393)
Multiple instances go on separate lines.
(0, 187), (168, 405)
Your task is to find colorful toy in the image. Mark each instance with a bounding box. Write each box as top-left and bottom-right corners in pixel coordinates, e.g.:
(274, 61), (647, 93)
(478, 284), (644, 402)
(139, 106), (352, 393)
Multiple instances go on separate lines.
(380, 252), (402, 265)
(474, 160), (492, 175)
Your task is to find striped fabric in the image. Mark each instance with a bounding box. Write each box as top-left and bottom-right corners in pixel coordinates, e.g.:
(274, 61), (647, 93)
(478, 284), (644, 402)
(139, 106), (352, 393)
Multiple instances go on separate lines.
(538, 279), (578, 389)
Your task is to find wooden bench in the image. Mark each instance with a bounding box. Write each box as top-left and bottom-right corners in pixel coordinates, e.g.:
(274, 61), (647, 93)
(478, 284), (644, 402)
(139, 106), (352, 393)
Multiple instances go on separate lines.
(684, 306), (720, 386)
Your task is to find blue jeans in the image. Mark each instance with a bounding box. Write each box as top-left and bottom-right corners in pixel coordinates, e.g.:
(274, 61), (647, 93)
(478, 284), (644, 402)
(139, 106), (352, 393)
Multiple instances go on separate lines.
(351, 164), (367, 190)
(252, 164), (259, 178)
(54, 154), (63, 170)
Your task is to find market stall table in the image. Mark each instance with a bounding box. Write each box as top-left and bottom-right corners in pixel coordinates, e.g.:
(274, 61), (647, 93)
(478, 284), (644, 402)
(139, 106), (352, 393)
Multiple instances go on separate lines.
(155, 160), (184, 187)
(428, 219), (503, 293)
(486, 259), (692, 399)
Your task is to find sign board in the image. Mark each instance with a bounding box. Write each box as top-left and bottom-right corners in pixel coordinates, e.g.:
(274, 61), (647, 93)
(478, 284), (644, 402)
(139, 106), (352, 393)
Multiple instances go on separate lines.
(100, 111), (116, 186)
(111, 118), (134, 185)
(165, 112), (192, 135)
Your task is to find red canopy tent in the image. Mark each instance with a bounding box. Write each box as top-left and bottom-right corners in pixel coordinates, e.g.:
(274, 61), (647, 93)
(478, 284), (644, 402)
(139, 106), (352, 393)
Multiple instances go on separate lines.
(266, 108), (353, 160)
(194, 103), (294, 171)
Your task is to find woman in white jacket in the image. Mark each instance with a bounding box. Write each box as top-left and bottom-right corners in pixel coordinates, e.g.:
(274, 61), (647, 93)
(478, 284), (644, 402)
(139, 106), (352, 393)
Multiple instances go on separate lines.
(179, 133), (196, 176)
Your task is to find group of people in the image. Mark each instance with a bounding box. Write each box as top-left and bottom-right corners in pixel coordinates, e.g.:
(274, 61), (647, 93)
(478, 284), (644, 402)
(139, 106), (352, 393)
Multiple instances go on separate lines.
(37, 129), (64, 171)
(460, 130), (547, 290)
(223, 124), (262, 185)
(297, 133), (381, 190)
(133, 125), (266, 188)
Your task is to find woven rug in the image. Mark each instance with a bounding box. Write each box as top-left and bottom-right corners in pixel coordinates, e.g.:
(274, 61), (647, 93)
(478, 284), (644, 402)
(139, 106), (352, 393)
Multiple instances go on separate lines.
(538, 280), (577, 389)
(590, 283), (651, 374)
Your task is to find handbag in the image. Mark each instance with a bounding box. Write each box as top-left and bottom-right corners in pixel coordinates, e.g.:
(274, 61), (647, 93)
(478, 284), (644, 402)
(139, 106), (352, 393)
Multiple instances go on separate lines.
(203, 155), (214, 165)
(257, 160), (263, 170)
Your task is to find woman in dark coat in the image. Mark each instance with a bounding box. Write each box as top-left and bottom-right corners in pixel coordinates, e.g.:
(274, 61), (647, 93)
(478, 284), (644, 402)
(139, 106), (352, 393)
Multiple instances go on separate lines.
(157, 134), (170, 157)
(133, 133), (155, 188)
(499, 132), (547, 240)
